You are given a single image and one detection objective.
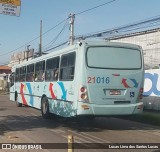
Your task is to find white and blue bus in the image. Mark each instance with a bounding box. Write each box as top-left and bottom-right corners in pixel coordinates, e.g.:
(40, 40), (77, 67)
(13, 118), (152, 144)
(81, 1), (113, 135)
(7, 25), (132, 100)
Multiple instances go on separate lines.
(10, 40), (144, 119)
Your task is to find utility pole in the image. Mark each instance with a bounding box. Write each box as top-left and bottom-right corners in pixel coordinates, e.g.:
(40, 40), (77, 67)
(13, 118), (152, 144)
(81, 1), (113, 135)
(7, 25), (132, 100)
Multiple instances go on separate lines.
(69, 13), (75, 45)
(39, 20), (42, 56)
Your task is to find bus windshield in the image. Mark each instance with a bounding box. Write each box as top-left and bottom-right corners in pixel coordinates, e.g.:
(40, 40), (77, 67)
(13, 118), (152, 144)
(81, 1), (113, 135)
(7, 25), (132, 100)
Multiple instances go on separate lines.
(86, 46), (142, 69)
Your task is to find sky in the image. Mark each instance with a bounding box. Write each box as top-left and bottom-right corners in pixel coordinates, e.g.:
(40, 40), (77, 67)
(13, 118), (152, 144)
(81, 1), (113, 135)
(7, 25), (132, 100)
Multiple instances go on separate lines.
(0, 0), (160, 65)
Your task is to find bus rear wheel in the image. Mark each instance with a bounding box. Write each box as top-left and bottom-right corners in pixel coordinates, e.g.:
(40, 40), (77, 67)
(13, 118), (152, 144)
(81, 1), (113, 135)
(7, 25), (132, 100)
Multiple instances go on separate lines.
(15, 93), (22, 107)
(41, 96), (50, 119)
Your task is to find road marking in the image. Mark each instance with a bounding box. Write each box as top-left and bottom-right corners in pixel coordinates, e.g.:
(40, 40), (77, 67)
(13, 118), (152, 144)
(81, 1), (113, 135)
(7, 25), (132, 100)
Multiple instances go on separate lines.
(50, 128), (111, 143)
(152, 132), (160, 136)
(50, 129), (65, 134)
(60, 134), (68, 139)
(68, 130), (111, 143)
(136, 129), (160, 139)
(80, 132), (111, 143)
(50, 129), (92, 143)
(147, 130), (160, 137)
(73, 136), (92, 143)
(57, 129), (65, 133)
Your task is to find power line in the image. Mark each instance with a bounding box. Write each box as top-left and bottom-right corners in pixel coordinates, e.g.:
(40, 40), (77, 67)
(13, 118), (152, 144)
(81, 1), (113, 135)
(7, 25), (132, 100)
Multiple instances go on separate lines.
(0, 0), (117, 58)
(42, 19), (69, 51)
(0, 18), (69, 57)
(44, 0), (117, 52)
(110, 20), (160, 35)
(43, 41), (68, 53)
(1, 0), (117, 57)
(75, 15), (160, 40)
(105, 21), (160, 39)
(75, 0), (117, 16)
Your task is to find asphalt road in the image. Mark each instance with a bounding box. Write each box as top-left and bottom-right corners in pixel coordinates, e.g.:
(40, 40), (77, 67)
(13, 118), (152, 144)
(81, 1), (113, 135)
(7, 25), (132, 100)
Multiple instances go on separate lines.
(0, 95), (160, 152)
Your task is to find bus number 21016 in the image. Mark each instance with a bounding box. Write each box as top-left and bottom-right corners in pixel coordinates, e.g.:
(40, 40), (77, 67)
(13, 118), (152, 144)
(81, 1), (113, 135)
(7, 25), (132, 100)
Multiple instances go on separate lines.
(87, 77), (110, 84)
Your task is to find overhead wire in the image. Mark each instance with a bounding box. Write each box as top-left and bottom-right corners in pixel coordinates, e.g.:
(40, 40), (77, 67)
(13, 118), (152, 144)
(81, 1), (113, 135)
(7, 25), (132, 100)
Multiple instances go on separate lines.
(75, 0), (116, 16)
(113, 20), (160, 34)
(43, 41), (68, 53)
(42, 18), (69, 51)
(105, 21), (160, 39)
(5, 0), (160, 67)
(35, 0), (118, 53)
(75, 15), (160, 40)
(0, 17), (69, 57)
(0, 0), (117, 58)
(2, 0), (160, 59)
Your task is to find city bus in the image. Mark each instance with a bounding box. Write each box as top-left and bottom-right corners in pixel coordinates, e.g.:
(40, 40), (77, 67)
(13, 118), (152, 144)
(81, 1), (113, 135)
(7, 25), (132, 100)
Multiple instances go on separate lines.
(10, 40), (144, 119)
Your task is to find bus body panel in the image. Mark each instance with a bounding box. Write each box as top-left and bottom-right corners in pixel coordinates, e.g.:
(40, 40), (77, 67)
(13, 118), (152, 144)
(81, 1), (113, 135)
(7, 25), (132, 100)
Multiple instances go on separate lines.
(77, 41), (144, 116)
(48, 81), (77, 117)
(11, 81), (78, 117)
(86, 69), (143, 105)
(10, 47), (79, 117)
(84, 70), (144, 115)
(10, 92), (15, 101)
(9, 40), (144, 118)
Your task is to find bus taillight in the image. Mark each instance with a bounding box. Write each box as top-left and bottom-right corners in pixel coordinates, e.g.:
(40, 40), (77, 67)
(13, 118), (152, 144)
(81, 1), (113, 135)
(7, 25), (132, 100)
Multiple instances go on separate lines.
(139, 88), (143, 99)
(80, 86), (86, 93)
(80, 93), (87, 100)
(79, 85), (89, 102)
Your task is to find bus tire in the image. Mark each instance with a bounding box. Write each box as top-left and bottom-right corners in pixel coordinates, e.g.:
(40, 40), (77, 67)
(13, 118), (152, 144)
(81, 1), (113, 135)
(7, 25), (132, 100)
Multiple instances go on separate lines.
(41, 96), (50, 119)
(15, 93), (22, 107)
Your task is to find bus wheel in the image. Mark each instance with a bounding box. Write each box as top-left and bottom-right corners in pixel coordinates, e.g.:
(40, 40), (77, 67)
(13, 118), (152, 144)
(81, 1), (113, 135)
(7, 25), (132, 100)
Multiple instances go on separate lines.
(41, 97), (50, 119)
(15, 94), (22, 107)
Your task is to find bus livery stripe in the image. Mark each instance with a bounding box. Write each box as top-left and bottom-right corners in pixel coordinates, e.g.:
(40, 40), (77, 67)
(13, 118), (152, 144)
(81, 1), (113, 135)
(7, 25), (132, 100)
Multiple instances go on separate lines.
(20, 83), (28, 105)
(57, 82), (67, 100)
(49, 83), (56, 99)
(26, 83), (34, 106)
(122, 78), (139, 88)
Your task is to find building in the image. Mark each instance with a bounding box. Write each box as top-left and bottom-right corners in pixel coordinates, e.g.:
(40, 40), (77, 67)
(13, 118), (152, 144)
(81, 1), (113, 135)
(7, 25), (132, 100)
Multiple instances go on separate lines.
(109, 28), (160, 69)
(8, 49), (48, 67)
(107, 28), (160, 110)
(8, 49), (34, 67)
(0, 65), (11, 90)
(0, 65), (11, 81)
(0, 65), (11, 75)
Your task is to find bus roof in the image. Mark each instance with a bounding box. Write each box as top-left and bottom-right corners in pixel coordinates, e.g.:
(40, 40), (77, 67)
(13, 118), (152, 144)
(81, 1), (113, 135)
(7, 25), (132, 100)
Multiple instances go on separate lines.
(12, 40), (142, 69)
(83, 40), (142, 49)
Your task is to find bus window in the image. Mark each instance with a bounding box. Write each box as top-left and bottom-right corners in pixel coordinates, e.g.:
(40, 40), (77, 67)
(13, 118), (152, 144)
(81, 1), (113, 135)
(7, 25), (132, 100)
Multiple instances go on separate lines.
(60, 52), (76, 81)
(20, 66), (26, 82)
(46, 57), (60, 81)
(87, 46), (142, 69)
(26, 64), (34, 82)
(35, 61), (45, 81)
(15, 68), (20, 82)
